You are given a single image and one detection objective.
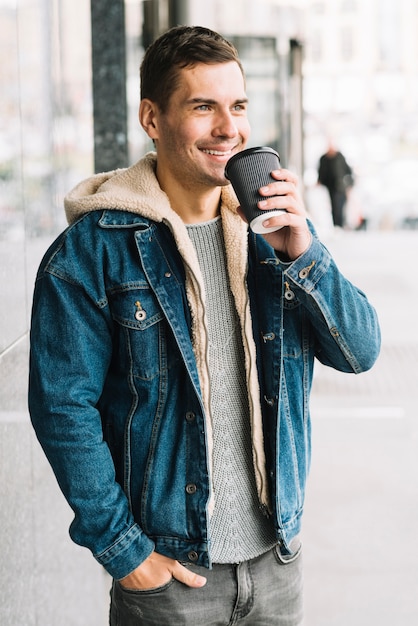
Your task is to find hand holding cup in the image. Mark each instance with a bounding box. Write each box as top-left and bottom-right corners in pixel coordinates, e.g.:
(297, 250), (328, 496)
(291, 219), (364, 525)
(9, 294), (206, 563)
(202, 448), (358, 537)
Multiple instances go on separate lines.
(225, 147), (286, 234)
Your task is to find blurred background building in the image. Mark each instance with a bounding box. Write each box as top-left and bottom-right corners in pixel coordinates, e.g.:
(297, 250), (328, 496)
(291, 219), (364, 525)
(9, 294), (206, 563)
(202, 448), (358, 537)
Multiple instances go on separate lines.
(1, 0), (417, 624)
(302, 0), (418, 230)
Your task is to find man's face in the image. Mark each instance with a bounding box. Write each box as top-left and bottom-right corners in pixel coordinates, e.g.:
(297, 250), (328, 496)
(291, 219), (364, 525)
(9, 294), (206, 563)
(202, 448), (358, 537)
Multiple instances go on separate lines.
(143, 61), (251, 193)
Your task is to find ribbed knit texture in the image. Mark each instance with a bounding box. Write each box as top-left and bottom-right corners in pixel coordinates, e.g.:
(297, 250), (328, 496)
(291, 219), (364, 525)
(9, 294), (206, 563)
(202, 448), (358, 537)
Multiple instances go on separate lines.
(186, 217), (276, 563)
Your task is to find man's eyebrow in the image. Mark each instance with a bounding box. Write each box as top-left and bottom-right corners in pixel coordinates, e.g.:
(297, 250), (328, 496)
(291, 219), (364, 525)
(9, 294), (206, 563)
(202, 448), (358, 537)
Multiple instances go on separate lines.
(186, 97), (249, 105)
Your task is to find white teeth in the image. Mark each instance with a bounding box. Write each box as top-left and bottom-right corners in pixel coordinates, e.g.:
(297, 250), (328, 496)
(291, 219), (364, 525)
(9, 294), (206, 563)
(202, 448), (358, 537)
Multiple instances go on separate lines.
(202, 149), (232, 156)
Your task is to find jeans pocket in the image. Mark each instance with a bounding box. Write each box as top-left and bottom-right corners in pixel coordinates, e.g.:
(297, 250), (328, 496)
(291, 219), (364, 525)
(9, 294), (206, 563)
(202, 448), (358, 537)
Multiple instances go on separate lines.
(116, 577), (175, 596)
(111, 578), (196, 626)
(273, 537), (302, 564)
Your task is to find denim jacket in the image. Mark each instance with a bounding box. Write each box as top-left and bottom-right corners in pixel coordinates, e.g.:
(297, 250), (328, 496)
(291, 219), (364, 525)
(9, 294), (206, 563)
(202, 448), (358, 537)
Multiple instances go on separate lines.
(29, 154), (380, 580)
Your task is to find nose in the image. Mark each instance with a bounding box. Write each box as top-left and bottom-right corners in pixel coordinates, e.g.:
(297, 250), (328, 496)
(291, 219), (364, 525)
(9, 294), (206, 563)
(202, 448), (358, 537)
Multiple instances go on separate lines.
(213, 109), (239, 139)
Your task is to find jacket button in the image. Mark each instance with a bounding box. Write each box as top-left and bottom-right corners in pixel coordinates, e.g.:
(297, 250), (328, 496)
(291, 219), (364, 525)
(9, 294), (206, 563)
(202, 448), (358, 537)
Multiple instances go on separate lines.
(262, 332), (276, 342)
(185, 483), (197, 494)
(188, 551), (199, 562)
(185, 411), (195, 422)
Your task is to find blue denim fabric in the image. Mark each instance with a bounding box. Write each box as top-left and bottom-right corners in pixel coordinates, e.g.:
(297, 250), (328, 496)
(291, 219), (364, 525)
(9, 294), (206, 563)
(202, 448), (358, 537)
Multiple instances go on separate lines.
(28, 210), (380, 580)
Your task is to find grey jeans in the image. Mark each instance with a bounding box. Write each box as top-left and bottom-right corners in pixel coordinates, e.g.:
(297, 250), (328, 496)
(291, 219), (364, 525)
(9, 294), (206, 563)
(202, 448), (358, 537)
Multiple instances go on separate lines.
(109, 542), (303, 626)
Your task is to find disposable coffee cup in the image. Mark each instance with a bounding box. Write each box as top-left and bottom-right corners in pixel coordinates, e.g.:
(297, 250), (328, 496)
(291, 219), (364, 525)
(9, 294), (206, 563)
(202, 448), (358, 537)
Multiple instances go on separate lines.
(225, 146), (286, 234)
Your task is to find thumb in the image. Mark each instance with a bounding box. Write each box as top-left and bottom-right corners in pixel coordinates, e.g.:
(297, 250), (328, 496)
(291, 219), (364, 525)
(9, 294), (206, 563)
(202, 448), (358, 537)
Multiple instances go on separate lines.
(171, 561), (207, 588)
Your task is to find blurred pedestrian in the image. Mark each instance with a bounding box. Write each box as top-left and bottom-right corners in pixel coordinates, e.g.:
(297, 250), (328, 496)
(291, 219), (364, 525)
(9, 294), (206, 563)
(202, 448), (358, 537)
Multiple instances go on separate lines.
(28, 26), (380, 626)
(318, 142), (354, 227)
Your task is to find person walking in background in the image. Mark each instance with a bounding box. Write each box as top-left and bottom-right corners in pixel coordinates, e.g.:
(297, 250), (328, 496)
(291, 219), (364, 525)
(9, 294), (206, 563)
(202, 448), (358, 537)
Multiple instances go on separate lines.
(28, 25), (380, 625)
(318, 142), (354, 228)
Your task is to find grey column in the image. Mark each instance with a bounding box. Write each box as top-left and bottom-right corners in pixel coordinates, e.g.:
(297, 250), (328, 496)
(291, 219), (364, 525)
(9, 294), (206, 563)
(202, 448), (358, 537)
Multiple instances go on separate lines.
(91, 0), (128, 172)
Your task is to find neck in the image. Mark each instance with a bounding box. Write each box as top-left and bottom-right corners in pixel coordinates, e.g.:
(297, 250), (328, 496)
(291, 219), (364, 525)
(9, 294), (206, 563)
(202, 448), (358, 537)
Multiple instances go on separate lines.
(168, 186), (222, 224)
(155, 166), (222, 224)
(175, 190), (222, 224)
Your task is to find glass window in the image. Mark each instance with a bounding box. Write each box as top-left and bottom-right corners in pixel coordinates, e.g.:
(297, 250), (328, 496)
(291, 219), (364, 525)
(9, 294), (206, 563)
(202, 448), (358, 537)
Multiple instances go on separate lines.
(228, 36), (281, 154)
(340, 0), (357, 12)
(311, 3), (326, 15)
(341, 25), (354, 62)
(310, 30), (323, 64)
(0, 0), (93, 411)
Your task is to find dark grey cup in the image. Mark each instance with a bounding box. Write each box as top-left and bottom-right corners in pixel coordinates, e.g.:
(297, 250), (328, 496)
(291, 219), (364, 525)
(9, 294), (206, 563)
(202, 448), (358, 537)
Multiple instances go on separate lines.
(225, 146), (286, 233)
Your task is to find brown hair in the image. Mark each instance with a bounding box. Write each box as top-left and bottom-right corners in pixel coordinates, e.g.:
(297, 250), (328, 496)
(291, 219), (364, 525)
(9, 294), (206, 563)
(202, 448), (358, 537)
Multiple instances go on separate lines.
(140, 25), (244, 112)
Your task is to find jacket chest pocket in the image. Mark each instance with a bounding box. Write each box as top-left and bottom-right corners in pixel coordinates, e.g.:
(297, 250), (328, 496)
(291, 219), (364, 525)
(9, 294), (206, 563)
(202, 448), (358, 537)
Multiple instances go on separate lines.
(109, 287), (178, 380)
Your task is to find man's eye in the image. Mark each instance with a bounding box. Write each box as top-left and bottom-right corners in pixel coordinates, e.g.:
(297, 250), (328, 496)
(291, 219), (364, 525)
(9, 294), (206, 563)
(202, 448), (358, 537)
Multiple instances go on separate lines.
(196, 104), (210, 111)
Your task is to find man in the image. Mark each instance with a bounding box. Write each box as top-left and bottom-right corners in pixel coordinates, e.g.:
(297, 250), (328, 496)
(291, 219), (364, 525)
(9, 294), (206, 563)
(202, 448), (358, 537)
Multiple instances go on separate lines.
(29, 26), (380, 625)
(318, 142), (354, 228)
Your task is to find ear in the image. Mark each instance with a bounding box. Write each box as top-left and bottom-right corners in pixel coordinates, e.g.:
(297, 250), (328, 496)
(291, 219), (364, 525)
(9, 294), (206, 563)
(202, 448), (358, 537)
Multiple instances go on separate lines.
(139, 99), (159, 140)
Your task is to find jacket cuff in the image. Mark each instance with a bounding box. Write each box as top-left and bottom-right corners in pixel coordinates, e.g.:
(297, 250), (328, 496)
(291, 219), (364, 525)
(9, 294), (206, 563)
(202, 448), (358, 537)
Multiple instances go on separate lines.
(94, 524), (155, 580)
(282, 235), (331, 292)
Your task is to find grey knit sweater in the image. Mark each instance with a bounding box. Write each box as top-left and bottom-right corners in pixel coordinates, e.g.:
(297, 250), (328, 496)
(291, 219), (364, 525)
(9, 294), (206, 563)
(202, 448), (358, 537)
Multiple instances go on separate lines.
(186, 217), (276, 563)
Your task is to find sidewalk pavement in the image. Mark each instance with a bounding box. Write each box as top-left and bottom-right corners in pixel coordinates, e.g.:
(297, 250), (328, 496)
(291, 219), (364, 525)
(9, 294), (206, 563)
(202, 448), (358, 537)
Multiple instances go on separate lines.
(302, 229), (418, 625)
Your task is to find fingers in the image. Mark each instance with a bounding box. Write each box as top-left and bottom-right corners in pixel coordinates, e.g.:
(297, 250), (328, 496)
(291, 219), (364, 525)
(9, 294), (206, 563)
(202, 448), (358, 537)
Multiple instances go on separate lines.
(271, 168), (298, 184)
(258, 169), (305, 216)
(119, 552), (206, 591)
(260, 168), (298, 191)
(171, 560), (207, 588)
(254, 168), (311, 258)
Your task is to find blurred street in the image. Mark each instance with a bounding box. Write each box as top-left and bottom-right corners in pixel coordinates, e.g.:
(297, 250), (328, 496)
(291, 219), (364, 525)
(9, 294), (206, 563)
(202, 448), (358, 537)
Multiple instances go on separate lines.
(302, 228), (418, 625)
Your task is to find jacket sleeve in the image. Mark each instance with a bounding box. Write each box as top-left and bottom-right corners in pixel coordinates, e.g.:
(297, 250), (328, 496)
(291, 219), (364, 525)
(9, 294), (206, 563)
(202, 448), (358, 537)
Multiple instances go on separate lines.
(281, 233), (381, 373)
(28, 268), (155, 580)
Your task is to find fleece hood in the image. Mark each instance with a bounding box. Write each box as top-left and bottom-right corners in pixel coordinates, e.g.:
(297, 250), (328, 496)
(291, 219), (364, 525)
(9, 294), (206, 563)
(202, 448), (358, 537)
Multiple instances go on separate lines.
(64, 151), (271, 512)
(65, 151), (240, 227)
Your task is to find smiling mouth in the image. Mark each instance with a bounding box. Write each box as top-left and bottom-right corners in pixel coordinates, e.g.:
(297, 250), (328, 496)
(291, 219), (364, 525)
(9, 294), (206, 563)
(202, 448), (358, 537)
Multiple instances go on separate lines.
(200, 148), (235, 157)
